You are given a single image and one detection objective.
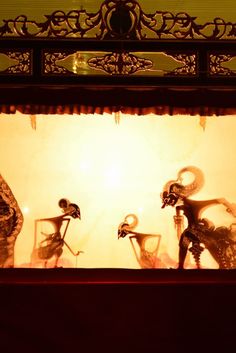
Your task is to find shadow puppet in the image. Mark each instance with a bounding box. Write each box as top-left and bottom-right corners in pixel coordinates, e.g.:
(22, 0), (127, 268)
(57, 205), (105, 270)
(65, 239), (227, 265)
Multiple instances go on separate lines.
(0, 174), (23, 267)
(161, 166), (236, 269)
(31, 199), (82, 268)
(118, 214), (175, 268)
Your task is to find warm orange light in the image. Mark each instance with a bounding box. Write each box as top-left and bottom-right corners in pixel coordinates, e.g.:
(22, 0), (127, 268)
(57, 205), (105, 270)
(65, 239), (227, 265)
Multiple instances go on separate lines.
(0, 112), (235, 268)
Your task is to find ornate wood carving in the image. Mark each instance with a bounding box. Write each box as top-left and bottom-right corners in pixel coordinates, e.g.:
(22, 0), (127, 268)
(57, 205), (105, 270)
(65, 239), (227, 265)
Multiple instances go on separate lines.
(43, 50), (197, 77)
(209, 54), (236, 76)
(0, 0), (236, 40)
(0, 50), (31, 74)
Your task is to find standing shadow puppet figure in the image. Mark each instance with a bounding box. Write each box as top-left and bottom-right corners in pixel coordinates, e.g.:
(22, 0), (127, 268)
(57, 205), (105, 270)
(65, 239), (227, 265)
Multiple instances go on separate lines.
(31, 199), (82, 268)
(161, 166), (236, 269)
(118, 214), (164, 268)
(0, 174), (23, 267)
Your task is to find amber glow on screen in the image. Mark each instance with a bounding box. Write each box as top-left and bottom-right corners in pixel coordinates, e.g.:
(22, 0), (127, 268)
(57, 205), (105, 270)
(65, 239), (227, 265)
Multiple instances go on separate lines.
(0, 112), (236, 268)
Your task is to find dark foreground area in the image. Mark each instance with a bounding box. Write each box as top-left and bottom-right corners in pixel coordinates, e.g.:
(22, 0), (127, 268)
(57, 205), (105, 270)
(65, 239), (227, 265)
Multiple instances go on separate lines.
(0, 268), (235, 353)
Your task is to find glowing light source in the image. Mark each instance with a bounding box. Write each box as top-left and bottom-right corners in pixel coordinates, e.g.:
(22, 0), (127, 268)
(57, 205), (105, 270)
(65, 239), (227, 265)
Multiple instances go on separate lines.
(137, 207), (144, 214)
(22, 206), (30, 214)
(80, 160), (91, 171)
(1, 112), (235, 269)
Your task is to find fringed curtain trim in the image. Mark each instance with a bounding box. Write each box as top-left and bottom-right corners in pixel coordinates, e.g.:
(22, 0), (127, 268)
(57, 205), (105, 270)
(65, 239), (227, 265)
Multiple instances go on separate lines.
(1, 87), (236, 116)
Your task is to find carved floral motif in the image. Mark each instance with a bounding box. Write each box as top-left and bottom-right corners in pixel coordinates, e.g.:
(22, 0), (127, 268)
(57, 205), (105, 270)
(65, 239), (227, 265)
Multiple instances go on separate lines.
(0, 0), (236, 40)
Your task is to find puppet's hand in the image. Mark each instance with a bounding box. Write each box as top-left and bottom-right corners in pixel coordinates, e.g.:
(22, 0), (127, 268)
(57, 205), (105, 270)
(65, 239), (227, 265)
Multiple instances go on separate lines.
(218, 198), (236, 217)
(226, 203), (236, 217)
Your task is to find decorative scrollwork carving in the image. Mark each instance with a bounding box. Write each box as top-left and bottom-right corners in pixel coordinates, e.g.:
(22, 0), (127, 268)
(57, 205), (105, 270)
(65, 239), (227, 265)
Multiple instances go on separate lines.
(0, 0), (236, 40)
(43, 50), (196, 76)
(88, 52), (153, 75)
(0, 50), (31, 74)
(209, 54), (236, 75)
(167, 54), (197, 76)
(44, 52), (70, 74)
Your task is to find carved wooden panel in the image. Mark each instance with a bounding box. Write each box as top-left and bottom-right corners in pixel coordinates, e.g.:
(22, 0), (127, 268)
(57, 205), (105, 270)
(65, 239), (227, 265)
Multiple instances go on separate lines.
(43, 50), (197, 77)
(0, 0), (236, 40)
(0, 49), (32, 74)
(209, 53), (236, 76)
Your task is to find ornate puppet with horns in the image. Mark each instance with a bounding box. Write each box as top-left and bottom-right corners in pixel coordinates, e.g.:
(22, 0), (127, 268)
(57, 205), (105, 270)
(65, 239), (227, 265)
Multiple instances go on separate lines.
(161, 166), (236, 269)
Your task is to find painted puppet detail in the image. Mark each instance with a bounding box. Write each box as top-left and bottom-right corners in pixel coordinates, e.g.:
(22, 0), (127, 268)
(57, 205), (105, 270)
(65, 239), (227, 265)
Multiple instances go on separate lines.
(0, 174), (23, 267)
(118, 214), (163, 268)
(161, 166), (236, 269)
(32, 199), (82, 268)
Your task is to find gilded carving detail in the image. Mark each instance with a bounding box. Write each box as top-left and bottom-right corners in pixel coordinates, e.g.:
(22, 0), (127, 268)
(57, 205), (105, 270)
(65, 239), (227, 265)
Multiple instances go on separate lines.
(0, 51), (31, 74)
(209, 54), (236, 76)
(44, 52), (69, 74)
(0, 0), (236, 40)
(87, 52), (153, 75)
(43, 50), (197, 77)
(167, 54), (197, 76)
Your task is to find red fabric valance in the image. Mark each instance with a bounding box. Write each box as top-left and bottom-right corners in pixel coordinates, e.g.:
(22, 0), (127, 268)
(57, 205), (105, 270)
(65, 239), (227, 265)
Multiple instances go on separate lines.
(1, 87), (236, 116)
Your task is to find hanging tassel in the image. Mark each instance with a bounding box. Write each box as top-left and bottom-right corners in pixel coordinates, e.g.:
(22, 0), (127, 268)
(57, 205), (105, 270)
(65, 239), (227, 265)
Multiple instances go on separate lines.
(199, 116), (207, 131)
(114, 111), (121, 125)
(29, 114), (37, 130)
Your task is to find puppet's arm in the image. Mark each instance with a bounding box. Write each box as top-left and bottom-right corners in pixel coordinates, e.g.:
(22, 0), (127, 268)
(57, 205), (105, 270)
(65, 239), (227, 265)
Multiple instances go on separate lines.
(217, 198), (236, 217)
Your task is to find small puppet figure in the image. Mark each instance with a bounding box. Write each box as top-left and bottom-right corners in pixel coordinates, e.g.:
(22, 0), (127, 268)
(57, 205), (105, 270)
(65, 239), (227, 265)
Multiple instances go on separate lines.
(118, 214), (163, 268)
(161, 166), (236, 269)
(32, 199), (81, 268)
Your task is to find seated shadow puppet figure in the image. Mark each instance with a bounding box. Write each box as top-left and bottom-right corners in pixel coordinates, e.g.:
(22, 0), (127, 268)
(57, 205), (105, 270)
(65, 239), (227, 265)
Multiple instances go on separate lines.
(0, 174), (23, 267)
(161, 166), (236, 269)
(32, 199), (81, 268)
